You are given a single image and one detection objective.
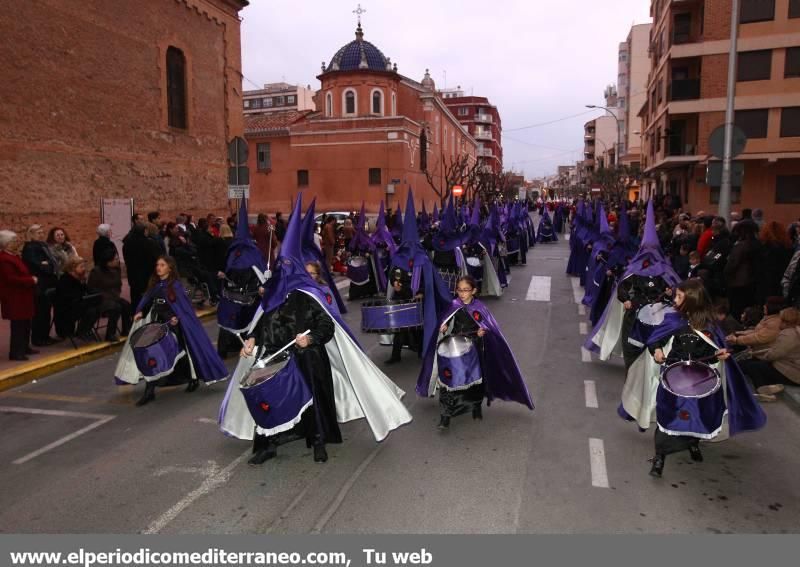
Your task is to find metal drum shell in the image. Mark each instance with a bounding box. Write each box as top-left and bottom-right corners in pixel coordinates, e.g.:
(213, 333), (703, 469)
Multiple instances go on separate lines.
(360, 299), (424, 333)
(660, 359), (722, 399)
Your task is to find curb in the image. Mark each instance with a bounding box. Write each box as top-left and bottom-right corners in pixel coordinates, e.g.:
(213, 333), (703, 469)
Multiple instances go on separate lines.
(0, 307), (217, 394)
(781, 385), (800, 415)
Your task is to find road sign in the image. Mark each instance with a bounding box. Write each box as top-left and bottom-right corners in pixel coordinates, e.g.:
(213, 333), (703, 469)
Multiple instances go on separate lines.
(228, 136), (248, 165)
(452, 185), (464, 197)
(228, 185), (250, 199)
(228, 166), (250, 186)
(706, 161), (744, 186)
(709, 124), (747, 160)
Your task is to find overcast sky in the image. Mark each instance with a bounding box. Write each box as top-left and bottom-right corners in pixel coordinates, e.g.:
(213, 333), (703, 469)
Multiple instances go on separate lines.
(240, 0), (653, 180)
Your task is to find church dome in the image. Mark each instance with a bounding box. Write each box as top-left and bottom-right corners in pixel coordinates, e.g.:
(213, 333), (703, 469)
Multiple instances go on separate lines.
(324, 24), (394, 73)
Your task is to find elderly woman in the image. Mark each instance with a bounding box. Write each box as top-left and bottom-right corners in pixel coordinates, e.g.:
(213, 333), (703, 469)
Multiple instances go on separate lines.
(0, 230), (38, 360)
(88, 250), (132, 341)
(93, 223), (117, 268)
(46, 227), (78, 275)
(53, 256), (102, 341)
(739, 308), (800, 402)
(21, 224), (59, 346)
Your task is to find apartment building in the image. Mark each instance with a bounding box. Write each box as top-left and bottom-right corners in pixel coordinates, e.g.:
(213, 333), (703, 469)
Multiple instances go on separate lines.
(443, 94), (503, 174)
(639, 0), (800, 222)
(243, 82), (316, 114)
(619, 23), (653, 168)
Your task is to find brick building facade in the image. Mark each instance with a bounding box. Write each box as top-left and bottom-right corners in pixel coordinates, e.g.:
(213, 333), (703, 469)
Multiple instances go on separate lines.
(442, 95), (503, 174)
(639, 0), (800, 223)
(0, 0), (248, 255)
(244, 25), (478, 215)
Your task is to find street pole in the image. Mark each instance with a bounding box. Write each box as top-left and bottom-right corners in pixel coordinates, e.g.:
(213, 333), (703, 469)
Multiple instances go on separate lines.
(719, 0), (740, 223)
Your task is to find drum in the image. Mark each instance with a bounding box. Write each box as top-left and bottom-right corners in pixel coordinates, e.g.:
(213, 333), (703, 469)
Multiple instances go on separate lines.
(506, 236), (520, 255)
(437, 268), (459, 295)
(239, 353), (313, 432)
(347, 256), (371, 286)
(129, 323), (184, 380)
(660, 359), (721, 399)
(465, 256), (483, 286)
(361, 299), (424, 333)
(627, 303), (676, 348)
(437, 336), (481, 391)
(539, 223), (554, 239)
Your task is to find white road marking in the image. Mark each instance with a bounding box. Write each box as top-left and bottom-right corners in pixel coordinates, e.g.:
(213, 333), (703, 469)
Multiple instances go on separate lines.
(0, 406), (116, 465)
(525, 276), (551, 301)
(565, 234), (570, 241)
(143, 449), (251, 534)
(579, 322), (588, 335)
(584, 380), (598, 409)
(194, 417), (217, 425)
(570, 277), (583, 304)
(589, 438), (610, 488)
(154, 462), (219, 478)
(581, 348), (592, 363)
(336, 279), (349, 291)
(578, 305), (587, 316)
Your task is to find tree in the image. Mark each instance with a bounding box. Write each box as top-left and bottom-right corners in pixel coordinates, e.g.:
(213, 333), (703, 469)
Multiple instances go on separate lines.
(590, 164), (642, 202)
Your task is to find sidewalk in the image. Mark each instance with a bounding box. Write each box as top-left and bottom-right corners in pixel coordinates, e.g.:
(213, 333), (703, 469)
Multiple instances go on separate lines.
(0, 280), (216, 393)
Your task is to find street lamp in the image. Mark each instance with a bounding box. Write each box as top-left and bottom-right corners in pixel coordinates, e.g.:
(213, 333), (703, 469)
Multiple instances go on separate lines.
(586, 104), (621, 167)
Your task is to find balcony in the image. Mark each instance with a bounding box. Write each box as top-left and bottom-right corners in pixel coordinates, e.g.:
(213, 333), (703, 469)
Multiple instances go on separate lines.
(474, 113), (493, 124)
(668, 79), (700, 101)
(477, 147), (494, 158)
(474, 131), (493, 141)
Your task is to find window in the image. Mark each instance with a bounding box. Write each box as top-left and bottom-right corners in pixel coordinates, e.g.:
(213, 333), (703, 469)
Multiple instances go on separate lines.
(656, 127), (662, 152)
(264, 98), (273, 107)
(776, 175), (800, 203)
(710, 185), (742, 204)
(344, 90), (356, 115)
(287, 95), (295, 104)
(391, 92), (396, 116)
(737, 50), (772, 81)
(458, 107), (469, 116)
(420, 130), (428, 171)
(274, 96), (284, 106)
(673, 13), (692, 44)
(786, 47), (800, 78)
(791, 0), (800, 18)
(444, 126), (448, 149)
(371, 89), (382, 115)
(243, 100), (251, 108)
(250, 98), (261, 109)
(297, 170), (309, 187)
(368, 168), (381, 185)
(740, 0), (775, 23)
(780, 107), (800, 137)
(326, 93), (333, 117)
(166, 47), (187, 129)
(735, 109), (769, 138)
(257, 143), (271, 171)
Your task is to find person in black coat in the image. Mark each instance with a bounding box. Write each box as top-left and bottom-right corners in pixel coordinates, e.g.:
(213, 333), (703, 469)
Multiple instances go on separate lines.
(93, 224), (117, 268)
(756, 221), (794, 305)
(21, 224), (60, 345)
(53, 257), (102, 340)
(122, 224), (161, 312)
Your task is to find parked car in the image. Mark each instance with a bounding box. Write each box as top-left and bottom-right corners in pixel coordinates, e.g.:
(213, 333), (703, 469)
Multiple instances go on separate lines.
(315, 212), (351, 227)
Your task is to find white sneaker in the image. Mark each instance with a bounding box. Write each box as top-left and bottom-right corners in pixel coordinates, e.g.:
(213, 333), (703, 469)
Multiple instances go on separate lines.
(757, 384), (785, 396)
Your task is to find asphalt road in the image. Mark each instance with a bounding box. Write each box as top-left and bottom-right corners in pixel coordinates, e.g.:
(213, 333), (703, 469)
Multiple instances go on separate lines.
(1, 217), (798, 534)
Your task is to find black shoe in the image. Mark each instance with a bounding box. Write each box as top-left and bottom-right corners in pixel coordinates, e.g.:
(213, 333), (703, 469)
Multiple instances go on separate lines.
(135, 386), (156, 407)
(437, 416), (450, 430)
(248, 447), (277, 465)
(9, 355), (29, 361)
(313, 444), (328, 463)
(32, 338), (58, 347)
(689, 445), (704, 462)
(472, 406), (483, 420)
(25, 347), (40, 355)
(649, 454), (665, 478)
(384, 357), (401, 365)
(185, 380), (199, 393)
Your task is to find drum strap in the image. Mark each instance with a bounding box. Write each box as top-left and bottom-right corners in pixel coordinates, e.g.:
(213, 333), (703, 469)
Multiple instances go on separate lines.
(691, 326), (720, 351)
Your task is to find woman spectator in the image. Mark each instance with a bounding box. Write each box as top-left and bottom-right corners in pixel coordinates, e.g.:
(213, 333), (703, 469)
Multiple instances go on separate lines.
(755, 221), (793, 305)
(739, 308), (800, 402)
(0, 230), (38, 360)
(21, 224), (59, 346)
(53, 257), (102, 341)
(726, 296), (785, 356)
(46, 227), (78, 275)
(92, 224), (117, 268)
(214, 224), (234, 272)
(87, 251), (132, 341)
(724, 220), (761, 320)
(341, 218), (356, 251)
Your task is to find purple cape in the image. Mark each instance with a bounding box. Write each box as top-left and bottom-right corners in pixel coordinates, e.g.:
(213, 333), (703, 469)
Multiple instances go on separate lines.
(300, 198), (347, 313)
(137, 280), (228, 382)
(416, 298), (534, 409)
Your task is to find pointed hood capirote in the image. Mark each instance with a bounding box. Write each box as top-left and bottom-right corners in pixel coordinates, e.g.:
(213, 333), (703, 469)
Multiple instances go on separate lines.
(349, 202), (374, 253)
(299, 197), (347, 314)
(620, 200), (680, 286)
(225, 198), (265, 272)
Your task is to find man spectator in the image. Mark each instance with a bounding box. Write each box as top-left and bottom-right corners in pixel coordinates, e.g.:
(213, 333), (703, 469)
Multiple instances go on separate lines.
(321, 216), (337, 270)
(253, 213), (272, 261)
(206, 213), (221, 237)
(696, 216), (714, 257)
(193, 218), (218, 273)
(122, 223), (160, 311)
(275, 212), (287, 242)
(724, 220), (761, 320)
(147, 211), (161, 225)
(87, 251), (131, 341)
(93, 224), (117, 268)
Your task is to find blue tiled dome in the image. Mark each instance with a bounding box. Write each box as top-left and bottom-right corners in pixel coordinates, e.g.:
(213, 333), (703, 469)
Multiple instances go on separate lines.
(325, 25), (392, 73)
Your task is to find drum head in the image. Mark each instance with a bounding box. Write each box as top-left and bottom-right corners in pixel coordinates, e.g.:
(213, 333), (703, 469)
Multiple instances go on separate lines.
(638, 303), (674, 326)
(241, 353), (291, 388)
(349, 256), (367, 268)
(130, 323), (167, 348)
(437, 335), (474, 357)
(466, 257), (481, 267)
(661, 360), (721, 398)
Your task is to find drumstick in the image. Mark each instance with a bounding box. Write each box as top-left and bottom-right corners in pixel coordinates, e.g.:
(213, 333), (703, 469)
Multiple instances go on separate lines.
(255, 329), (311, 366)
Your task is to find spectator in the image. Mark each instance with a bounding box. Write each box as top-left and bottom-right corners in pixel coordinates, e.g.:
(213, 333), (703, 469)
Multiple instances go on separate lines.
(122, 223), (161, 312)
(698, 217), (731, 299)
(726, 296), (785, 356)
(93, 224), (117, 268)
(210, 224), (233, 273)
(169, 230), (219, 302)
(724, 220), (761, 320)
(756, 221), (794, 305)
(341, 218), (356, 251)
(672, 243), (691, 280)
(741, 306), (764, 329)
(321, 217), (337, 270)
(713, 299), (743, 336)
(696, 216), (714, 257)
(206, 213), (220, 237)
(46, 226), (78, 275)
(752, 208), (764, 229)
(0, 230), (38, 361)
(275, 212), (287, 242)
(193, 218), (217, 273)
(739, 307), (800, 402)
(53, 257), (102, 341)
(21, 224), (59, 346)
(687, 250), (702, 279)
(252, 213), (274, 262)
(781, 244), (800, 308)
(87, 251), (132, 341)
(147, 211), (160, 225)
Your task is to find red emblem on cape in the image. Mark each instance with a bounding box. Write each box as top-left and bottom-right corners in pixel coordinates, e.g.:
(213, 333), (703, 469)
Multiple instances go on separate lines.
(443, 368), (452, 378)
(439, 239), (445, 246)
(679, 410), (690, 421)
(235, 250), (242, 258)
(147, 358), (157, 368)
(260, 402), (270, 412)
(325, 293), (333, 305)
(409, 260), (414, 268)
(473, 311), (482, 322)
(642, 260), (651, 269)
